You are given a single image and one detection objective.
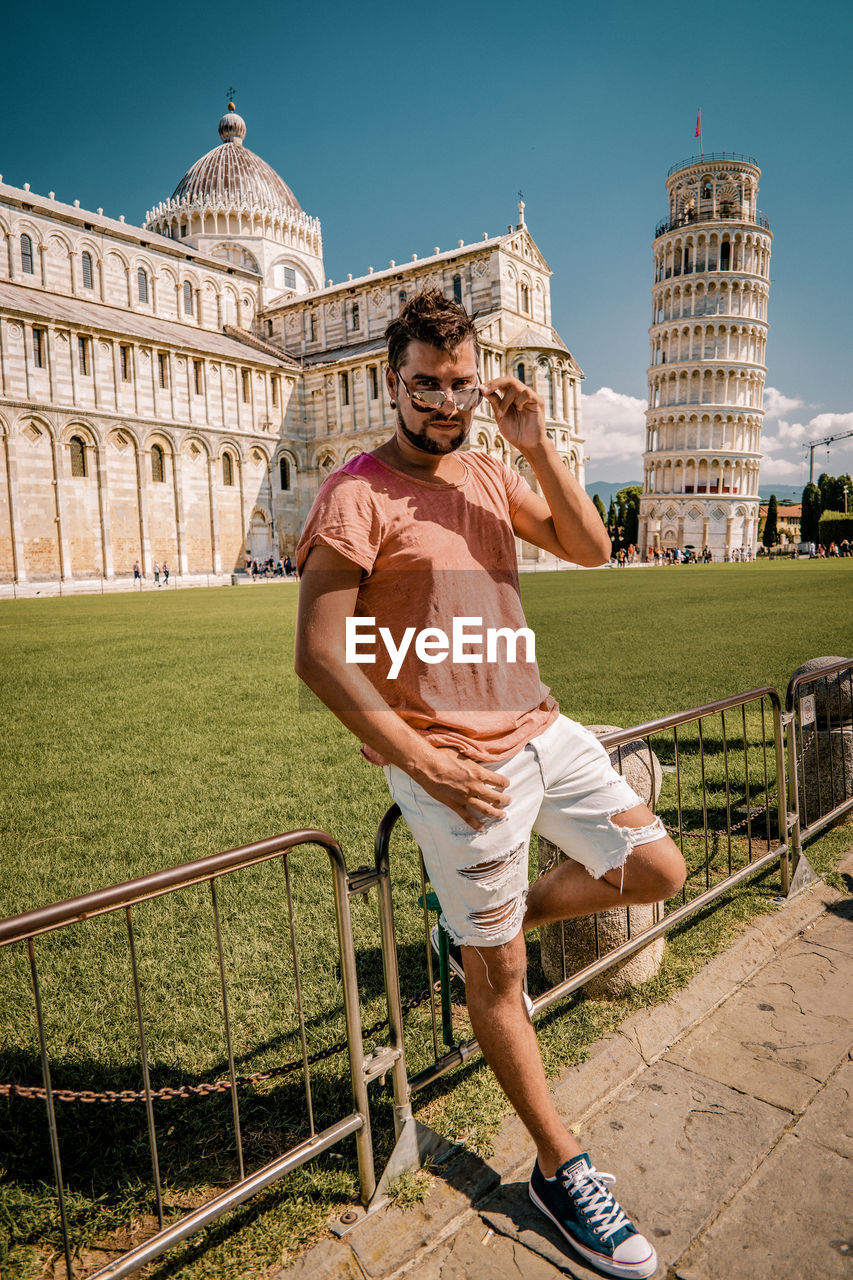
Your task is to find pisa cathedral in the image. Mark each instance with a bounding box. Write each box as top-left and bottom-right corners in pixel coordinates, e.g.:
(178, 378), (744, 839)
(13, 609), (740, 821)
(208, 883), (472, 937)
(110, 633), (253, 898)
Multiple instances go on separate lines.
(0, 104), (585, 587)
(639, 154), (772, 558)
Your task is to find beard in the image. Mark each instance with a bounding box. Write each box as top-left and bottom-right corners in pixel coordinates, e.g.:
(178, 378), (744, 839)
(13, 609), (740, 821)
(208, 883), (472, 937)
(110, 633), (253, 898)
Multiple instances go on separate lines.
(397, 409), (469, 455)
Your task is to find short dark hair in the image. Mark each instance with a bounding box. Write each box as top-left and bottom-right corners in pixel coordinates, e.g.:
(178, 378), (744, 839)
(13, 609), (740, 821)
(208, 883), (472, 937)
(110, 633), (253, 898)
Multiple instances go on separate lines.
(385, 288), (479, 372)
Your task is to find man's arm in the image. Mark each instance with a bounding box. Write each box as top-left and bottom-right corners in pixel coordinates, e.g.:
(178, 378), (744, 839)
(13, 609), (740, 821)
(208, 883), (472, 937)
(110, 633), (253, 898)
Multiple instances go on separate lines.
(294, 543), (510, 829)
(482, 377), (611, 567)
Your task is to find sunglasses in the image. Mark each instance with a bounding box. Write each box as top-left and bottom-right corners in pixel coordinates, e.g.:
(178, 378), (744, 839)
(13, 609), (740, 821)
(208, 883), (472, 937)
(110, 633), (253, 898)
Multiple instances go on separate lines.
(396, 370), (483, 413)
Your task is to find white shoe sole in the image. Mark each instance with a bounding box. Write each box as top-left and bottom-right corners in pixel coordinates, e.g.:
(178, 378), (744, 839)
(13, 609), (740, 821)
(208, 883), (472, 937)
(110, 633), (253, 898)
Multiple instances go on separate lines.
(529, 1185), (658, 1279)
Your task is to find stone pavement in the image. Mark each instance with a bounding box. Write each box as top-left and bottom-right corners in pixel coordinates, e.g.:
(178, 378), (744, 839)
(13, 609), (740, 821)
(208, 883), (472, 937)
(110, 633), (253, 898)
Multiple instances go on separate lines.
(283, 852), (853, 1280)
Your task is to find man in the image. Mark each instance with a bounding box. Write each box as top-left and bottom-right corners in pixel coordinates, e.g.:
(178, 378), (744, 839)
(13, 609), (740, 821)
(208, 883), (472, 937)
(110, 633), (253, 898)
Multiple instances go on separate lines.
(295, 290), (685, 1279)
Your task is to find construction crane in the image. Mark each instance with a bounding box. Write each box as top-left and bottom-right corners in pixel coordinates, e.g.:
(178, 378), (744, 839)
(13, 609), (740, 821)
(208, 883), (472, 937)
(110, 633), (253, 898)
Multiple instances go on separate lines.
(805, 430), (853, 484)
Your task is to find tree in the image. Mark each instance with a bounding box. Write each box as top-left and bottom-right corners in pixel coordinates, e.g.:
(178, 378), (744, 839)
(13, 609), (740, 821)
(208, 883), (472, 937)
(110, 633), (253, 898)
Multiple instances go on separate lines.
(592, 493), (607, 525)
(607, 499), (617, 535)
(815, 471), (852, 516)
(801, 482), (821, 542)
(838, 473), (853, 513)
(616, 485), (642, 546)
(762, 493), (778, 548)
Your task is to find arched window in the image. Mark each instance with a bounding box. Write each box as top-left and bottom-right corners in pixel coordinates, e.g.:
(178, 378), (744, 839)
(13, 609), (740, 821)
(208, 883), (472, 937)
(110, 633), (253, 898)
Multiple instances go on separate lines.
(222, 451), (234, 486)
(520, 283), (530, 314)
(279, 457), (290, 491)
(351, 302), (360, 330)
(81, 251), (94, 290)
(137, 268), (149, 302)
(20, 234), (34, 274)
(151, 443), (165, 483)
(70, 435), (87, 478)
(183, 282), (193, 315)
(720, 241), (731, 270)
(452, 274), (462, 304)
(398, 290), (407, 306)
(517, 363), (526, 384)
(702, 181), (712, 200)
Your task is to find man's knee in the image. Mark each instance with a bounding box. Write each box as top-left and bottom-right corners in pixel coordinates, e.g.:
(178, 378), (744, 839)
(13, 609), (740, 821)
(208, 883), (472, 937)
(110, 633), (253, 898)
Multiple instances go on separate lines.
(625, 843), (686, 900)
(461, 929), (527, 994)
(606, 814), (687, 900)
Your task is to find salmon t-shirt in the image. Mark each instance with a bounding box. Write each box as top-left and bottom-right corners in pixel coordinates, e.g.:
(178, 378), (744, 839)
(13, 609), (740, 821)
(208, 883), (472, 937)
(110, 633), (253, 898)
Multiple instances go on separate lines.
(296, 450), (558, 762)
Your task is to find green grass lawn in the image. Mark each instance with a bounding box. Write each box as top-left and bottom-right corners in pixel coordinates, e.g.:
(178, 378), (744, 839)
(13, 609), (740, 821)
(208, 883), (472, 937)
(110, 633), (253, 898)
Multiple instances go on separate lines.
(1, 559), (851, 1278)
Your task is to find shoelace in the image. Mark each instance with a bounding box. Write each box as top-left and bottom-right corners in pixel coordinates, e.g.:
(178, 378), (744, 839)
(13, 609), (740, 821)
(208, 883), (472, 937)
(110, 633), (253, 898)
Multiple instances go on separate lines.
(563, 1166), (631, 1242)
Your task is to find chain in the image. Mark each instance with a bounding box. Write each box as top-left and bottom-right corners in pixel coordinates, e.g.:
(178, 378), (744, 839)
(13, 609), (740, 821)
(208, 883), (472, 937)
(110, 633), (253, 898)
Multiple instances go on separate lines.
(3, 734), (818, 1107)
(0, 989), (434, 1106)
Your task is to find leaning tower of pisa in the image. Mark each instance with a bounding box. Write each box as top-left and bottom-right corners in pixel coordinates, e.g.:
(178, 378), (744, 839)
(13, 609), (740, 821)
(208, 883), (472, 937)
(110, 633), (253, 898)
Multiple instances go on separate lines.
(638, 154), (772, 559)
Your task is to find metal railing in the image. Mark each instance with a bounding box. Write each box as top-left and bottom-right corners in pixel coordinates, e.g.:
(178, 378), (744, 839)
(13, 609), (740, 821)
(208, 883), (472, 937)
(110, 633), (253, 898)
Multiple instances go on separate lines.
(655, 208), (771, 238)
(372, 686), (789, 1099)
(0, 830), (376, 1280)
(786, 659), (853, 876)
(667, 153), (759, 176)
(4, 671), (852, 1276)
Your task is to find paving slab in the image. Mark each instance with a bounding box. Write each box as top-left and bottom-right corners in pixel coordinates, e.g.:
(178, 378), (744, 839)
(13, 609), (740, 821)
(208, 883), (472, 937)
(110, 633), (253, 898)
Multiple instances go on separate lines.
(276, 1236), (365, 1278)
(665, 927), (853, 1111)
(347, 1151), (499, 1279)
(404, 1216), (568, 1279)
(480, 1181), (609, 1278)
(615, 883), (843, 1068)
(483, 1060), (788, 1274)
(673, 1133), (853, 1280)
(793, 1058), (853, 1160)
(488, 1032), (646, 1182)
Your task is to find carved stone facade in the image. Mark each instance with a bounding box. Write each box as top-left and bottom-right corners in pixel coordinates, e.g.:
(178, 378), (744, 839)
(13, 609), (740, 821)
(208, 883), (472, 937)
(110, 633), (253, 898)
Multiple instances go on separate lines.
(0, 107), (585, 585)
(638, 155), (772, 558)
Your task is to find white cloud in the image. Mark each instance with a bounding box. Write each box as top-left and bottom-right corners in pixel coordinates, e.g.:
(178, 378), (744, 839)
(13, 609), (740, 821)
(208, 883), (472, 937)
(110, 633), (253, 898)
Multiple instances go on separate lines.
(580, 387), (646, 467)
(805, 411), (853, 434)
(758, 456), (802, 481)
(763, 386), (805, 422)
(775, 420), (810, 446)
(580, 383), (853, 485)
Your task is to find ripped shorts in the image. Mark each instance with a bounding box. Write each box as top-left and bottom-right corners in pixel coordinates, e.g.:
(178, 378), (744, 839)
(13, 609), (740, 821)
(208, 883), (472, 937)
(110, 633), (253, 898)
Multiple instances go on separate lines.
(384, 713), (663, 949)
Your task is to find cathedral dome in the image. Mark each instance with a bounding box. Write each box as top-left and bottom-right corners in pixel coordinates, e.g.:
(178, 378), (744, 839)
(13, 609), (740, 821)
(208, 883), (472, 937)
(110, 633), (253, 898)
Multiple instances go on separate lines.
(168, 104), (301, 216)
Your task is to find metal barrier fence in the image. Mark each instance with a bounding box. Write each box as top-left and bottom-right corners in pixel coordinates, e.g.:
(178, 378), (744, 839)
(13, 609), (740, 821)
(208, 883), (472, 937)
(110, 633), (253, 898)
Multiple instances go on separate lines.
(0, 831), (377, 1280)
(3, 671), (851, 1277)
(373, 686), (789, 1098)
(786, 659), (853, 865)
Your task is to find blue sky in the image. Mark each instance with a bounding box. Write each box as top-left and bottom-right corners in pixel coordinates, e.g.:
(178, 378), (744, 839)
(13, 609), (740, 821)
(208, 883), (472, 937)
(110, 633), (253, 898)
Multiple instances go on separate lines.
(6, 0), (852, 486)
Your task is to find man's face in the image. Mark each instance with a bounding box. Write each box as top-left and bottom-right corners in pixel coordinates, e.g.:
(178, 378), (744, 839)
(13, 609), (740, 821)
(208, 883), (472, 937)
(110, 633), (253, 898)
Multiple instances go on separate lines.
(388, 338), (479, 455)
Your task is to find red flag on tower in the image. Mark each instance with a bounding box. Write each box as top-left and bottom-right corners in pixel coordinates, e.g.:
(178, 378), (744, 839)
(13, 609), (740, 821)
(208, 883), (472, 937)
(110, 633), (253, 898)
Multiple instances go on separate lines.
(695, 109), (701, 138)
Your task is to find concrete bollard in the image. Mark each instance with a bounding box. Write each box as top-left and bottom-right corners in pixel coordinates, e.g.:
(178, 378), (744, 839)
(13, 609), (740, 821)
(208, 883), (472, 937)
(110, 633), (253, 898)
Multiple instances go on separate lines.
(791, 658), (853, 828)
(538, 726), (665, 998)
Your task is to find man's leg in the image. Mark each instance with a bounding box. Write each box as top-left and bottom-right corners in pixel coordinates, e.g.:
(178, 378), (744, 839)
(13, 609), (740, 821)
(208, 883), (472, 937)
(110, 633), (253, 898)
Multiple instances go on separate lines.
(462, 923), (658, 1278)
(461, 929), (582, 1175)
(524, 804), (686, 932)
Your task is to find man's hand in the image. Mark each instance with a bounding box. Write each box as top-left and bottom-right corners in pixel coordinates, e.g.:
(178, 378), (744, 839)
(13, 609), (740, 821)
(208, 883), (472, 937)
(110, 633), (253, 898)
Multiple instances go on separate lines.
(480, 376), (546, 457)
(410, 744), (511, 831)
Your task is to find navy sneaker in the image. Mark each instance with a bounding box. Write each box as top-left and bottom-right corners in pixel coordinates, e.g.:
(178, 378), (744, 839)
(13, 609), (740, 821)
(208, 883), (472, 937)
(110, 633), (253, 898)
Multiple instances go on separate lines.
(529, 1153), (657, 1278)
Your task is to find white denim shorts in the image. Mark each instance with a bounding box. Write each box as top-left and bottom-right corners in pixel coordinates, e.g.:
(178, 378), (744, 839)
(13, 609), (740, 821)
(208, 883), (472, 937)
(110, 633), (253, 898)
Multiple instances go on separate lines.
(384, 713), (661, 948)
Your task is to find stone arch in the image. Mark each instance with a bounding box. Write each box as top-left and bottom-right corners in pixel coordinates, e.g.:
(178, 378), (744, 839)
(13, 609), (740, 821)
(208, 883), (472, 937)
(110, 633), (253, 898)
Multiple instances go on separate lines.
(182, 435), (210, 462)
(276, 448), (298, 492)
(248, 505), (273, 561)
(14, 217), (41, 246)
(18, 412), (56, 442)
